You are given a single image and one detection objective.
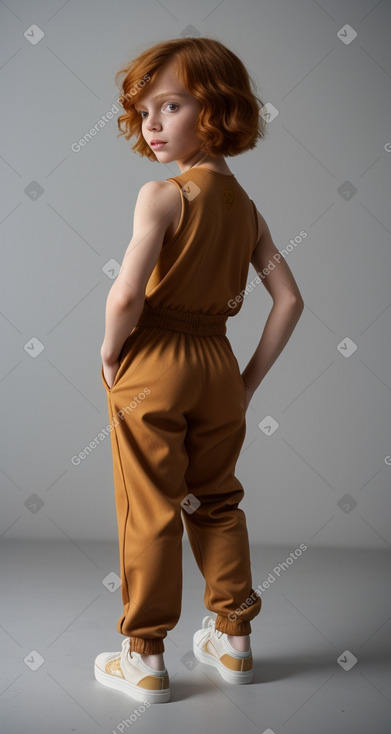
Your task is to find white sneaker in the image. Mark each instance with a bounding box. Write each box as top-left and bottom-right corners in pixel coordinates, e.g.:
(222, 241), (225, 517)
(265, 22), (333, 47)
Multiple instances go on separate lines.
(94, 637), (170, 703)
(193, 615), (253, 684)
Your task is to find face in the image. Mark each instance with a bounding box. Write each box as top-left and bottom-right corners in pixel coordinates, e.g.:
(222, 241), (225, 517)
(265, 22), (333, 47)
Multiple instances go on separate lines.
(134, 60), (204, 171)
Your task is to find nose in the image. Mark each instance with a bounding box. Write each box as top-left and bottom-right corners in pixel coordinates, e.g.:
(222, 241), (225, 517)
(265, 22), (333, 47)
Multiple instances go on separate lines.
(146, 111), (162, 132)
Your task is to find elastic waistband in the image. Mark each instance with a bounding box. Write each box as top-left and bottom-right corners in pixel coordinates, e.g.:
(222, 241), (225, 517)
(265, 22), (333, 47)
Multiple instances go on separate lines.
(135, 303), (227, 336)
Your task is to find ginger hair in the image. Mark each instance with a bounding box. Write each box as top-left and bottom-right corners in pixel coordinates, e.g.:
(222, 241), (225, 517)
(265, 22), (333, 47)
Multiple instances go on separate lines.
(114, 37), (267, 160)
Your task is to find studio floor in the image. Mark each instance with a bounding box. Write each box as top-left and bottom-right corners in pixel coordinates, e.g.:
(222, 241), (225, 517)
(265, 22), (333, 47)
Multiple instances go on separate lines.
(0, 539), (390, 734)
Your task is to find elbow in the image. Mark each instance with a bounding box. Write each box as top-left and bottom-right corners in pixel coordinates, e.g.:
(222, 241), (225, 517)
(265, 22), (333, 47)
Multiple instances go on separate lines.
(114, 286), (145, 311)
(292, 297), (304, 322)
(278, 294), (304, 313)
(294, 296), (305, 314)
(275, 295), (304, 324)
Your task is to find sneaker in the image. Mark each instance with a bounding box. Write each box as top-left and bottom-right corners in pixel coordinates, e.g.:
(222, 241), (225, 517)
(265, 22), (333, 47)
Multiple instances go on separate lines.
(94, 637), (170, 703)
(193, 615), (253, 684)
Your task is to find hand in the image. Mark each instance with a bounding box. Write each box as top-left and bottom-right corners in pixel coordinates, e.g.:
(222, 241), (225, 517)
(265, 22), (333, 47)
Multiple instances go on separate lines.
(102, 359), (120, 389)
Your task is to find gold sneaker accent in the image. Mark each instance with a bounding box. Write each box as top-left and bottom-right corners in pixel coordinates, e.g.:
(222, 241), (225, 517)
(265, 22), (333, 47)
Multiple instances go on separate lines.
(220, 654), (253, 672)
(137, 674), (170, 690)
(204, 639), (252, 672)
(105, 657), (125, 678)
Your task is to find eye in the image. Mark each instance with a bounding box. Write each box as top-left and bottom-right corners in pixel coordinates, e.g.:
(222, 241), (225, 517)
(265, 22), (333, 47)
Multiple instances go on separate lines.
(137, 102), (179, 119)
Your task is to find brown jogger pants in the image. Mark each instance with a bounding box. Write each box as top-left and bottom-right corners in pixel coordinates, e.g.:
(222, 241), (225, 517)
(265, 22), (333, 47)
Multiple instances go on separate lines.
(100, 303), (262, 654)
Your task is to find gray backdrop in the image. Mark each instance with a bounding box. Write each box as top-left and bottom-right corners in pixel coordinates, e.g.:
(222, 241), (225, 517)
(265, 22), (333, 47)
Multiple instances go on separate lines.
(1, 0), (390, 550)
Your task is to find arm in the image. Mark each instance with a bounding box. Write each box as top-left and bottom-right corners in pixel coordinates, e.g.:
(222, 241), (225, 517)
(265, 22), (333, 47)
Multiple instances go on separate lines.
(100, 180), (175, 366)
(241, 209), (304, 403)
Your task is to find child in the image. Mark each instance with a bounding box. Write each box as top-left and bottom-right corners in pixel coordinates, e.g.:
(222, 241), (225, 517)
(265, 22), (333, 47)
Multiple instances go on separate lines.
(94, 36), (304, 704)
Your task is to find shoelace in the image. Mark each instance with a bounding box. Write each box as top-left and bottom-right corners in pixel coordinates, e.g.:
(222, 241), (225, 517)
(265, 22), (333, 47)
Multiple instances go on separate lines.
(121, 637), (132, 659)
(197, 618), (223, 647)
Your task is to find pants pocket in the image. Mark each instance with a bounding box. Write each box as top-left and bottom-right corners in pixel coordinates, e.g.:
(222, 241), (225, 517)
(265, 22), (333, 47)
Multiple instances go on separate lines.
(221, 335), (246, 396)
(100, 362), (122, 391)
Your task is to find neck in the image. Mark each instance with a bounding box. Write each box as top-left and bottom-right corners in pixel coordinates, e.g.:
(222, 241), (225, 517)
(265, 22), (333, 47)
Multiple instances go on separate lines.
(176, 154), (232, 176)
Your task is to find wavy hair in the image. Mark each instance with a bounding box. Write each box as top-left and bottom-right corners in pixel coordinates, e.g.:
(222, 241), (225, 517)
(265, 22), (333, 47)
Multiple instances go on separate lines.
(114, 37), (267, 160)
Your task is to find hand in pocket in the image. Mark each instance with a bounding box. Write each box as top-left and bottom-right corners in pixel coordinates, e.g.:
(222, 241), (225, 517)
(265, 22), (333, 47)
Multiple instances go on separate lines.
(102, 360), (120, 389)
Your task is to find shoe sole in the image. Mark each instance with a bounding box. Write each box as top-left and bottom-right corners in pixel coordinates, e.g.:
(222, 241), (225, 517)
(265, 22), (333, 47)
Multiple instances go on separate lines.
(193, 635), (253, 685)
(94, 662), (170, 703)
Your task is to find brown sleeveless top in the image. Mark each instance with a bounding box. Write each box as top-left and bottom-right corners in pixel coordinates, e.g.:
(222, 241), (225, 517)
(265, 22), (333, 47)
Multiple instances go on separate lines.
(144, 167), (259, 318)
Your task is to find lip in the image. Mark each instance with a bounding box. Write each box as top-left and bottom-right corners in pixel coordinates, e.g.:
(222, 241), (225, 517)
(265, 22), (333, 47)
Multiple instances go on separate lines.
(150, 141), (166, 148)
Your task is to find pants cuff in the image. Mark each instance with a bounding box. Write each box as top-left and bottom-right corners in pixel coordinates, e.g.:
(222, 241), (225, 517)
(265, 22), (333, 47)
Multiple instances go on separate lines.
(215, 614), (252, 636)
(127, 636), (165, 654)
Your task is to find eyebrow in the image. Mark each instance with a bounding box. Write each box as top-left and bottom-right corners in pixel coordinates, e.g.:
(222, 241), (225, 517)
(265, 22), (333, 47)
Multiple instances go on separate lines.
(135, 92), (187, 108)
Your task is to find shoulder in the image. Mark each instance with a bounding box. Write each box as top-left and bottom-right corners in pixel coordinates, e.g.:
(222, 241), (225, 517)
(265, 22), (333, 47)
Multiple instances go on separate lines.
(137, 179), (181, 207)
(134, 180), (182, 228)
